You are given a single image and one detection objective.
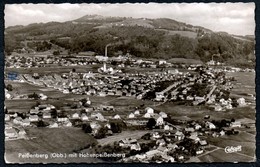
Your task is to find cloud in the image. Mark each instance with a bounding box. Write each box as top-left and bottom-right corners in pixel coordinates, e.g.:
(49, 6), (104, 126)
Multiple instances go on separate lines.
(4, 3), (255, 35)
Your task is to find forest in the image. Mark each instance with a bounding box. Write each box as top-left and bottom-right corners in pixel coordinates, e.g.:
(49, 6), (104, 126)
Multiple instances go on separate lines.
(5, 17), (255, 68)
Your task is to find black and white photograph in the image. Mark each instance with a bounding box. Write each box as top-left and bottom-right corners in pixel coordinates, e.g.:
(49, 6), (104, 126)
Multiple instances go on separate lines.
(4, 3), (256, 163)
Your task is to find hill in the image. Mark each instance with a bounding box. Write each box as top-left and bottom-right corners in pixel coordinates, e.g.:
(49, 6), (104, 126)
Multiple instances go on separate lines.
(5, 14), (255, 68)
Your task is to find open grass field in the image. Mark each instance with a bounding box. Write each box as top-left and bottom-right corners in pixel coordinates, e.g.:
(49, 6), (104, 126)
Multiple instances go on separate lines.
(198, 149), (255, 162)
(5, 127), (102, 163)
(206, 134), (255, 157)
(227, 72), (255, 103)
(5, 65), (100, 75)
(155, 29), (197, 39)
(156, 102), (255, 122)
(168, 58), (203, 64)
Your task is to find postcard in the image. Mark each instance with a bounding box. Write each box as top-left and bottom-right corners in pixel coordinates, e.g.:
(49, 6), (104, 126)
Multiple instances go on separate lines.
(4, 3), (256, 163)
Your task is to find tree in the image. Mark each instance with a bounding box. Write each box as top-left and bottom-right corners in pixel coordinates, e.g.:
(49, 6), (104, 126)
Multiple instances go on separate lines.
(141, 133), (151, 140)
(53, 50), (60, 55)
(146, 118), (156, 129)
(28, 92), (40, 100)
(50, 109), (57, 118)
(110, 122), (122, 133)
(37, 120), (49, 127)
(95, 127), (107, 139)
(82, 123), (92, 133)
(6, 84), (13, 91)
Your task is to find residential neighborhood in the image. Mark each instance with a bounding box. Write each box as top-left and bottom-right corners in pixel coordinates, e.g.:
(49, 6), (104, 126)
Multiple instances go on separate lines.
(4, 51), (256, 163)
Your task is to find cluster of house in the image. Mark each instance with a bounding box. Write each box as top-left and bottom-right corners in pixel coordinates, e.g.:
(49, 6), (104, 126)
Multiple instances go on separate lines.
(117, 117), (243, 163)
(9, 65), (240, 111)
(211, 97), (248, 111)
(5, 53), (165, 69)
(5, 104), (55, 128)
(124, 107), (166, 126)
(5, 125), (27, 140)
(5, 54), (57, 68)
(19, 67), (183, 99)
(6, 51), (255, 75)
(154, 66), (236, 107)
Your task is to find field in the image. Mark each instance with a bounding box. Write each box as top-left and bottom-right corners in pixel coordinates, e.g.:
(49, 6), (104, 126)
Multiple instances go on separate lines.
(206, 132), (255, 157)
(5, 127), (102, 163)
(227, 72), (255, 103)
(198, 149), (255, 162)
(5, 65), (99, 75)
(155, 29), (197, 39)
(168, 58), (203, 64)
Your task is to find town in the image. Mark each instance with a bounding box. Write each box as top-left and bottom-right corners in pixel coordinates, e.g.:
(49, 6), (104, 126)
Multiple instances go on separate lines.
(5, 51), (256, 163)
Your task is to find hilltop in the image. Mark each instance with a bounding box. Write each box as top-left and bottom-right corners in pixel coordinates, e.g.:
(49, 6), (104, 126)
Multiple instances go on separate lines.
(5, 14), (255, 68)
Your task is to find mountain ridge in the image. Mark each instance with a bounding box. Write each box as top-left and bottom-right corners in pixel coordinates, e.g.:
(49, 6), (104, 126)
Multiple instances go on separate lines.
(4, 14), (255, 68)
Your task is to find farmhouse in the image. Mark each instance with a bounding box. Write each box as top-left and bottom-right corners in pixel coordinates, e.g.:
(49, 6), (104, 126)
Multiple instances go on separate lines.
(159, 112), (167, 118)
(57, 117), (69, 122)
(13, 117), (23, 125)
(43, 112), (52, 119)
(155, 116), (164, 126)
(5, 114), (10, 121)
(230, 121), (241, 128)
(29, 115), (39, 122)
(113, 114), (121, 119)
(145, 107), (154, 114)
(21, 119), (31, 127)
(134, 110), (140, 115)
(91, 113), (105, 121)
(128, 113), (135, 119)
(49, 122), (58, 128)
(71, 113), (80, 119)
(143, 113), (151, 118)
(119, 138), (138, 148)
(175, 131), (185, 141)
(5, 128), (18, 139)
(81, 114), (89, 121)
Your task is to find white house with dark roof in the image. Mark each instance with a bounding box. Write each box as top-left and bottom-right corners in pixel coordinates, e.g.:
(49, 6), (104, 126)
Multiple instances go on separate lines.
(128, 113), (135, 119)
(143, 113), (151, 118)
(130, 143), (141, 151)
(57, 117), (68, 122)
(29, 115), (39, 122)
(43, 112), (52, 119)
(159, 112), (167, 118)
(91, 113), (105, 121)
(49, 122), (58, 128)
(206, 121), (216, 129)
(5, 114), (10, 121)
(175, 131), (185, 141)
(5, 128), (18, 139)
(71, 113), (80, 119)
(13, 117), (23, 125)
(134, 110), (140, 115)
(155, 116), (164, 126)
(145, 107), (154, 114)
(230, 121), (241, 128)
(21, 119), (30, 127)
(113, 114), (121, 119)
(81, 114), (89, 121)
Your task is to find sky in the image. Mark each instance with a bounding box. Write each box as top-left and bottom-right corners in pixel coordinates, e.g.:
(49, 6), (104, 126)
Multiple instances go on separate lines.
(5, 3), (255, 36)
